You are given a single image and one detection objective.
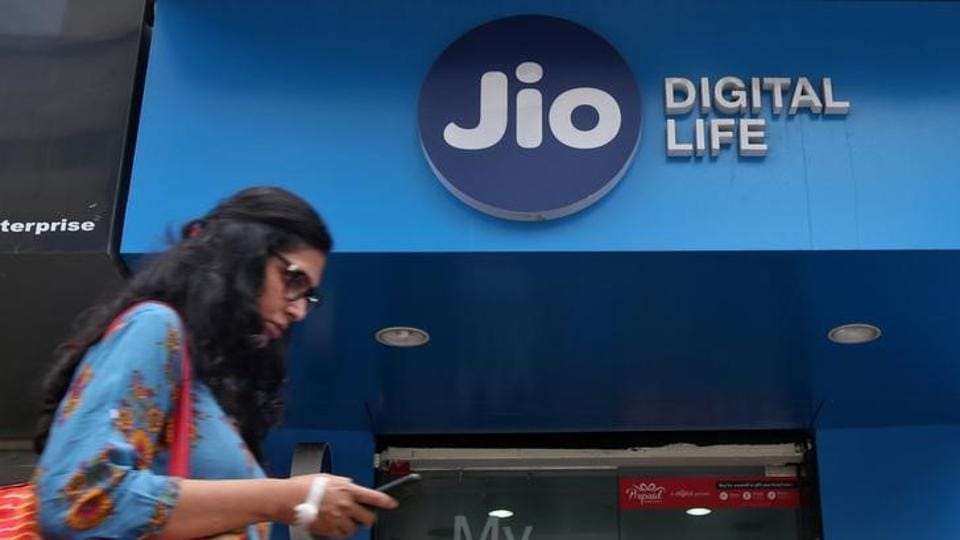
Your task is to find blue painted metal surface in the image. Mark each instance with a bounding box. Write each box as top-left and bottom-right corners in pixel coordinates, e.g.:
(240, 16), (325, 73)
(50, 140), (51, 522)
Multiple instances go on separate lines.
(283, 251), (810, 433)
(274, 250), (960, 434)
(817, 425), (960, 539)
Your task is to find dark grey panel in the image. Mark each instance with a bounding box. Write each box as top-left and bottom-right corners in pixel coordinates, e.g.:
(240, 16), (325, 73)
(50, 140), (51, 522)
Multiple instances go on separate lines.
(0, 253), (125, 439)
(0, 445), (36, 484)
(0, 0), (146, 253)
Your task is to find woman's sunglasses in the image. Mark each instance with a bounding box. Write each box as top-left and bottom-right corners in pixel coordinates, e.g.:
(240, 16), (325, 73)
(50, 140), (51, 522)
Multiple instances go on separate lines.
(271, 251), (322, 312)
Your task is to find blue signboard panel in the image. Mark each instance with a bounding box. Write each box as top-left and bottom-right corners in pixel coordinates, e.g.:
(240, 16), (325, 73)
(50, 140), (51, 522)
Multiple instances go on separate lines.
(125, 0), (960, 255)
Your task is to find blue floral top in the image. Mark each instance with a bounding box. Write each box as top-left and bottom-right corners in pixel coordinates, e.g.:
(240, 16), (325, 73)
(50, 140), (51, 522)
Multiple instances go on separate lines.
(36, 302), (271, 539)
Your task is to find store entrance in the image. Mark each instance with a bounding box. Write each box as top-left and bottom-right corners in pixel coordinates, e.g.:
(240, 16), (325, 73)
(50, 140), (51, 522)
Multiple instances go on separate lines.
(375, 442), (818, 540)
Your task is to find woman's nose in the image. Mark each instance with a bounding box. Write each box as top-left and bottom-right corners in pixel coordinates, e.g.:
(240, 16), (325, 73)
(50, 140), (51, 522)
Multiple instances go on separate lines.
(286, 298), (308, 322)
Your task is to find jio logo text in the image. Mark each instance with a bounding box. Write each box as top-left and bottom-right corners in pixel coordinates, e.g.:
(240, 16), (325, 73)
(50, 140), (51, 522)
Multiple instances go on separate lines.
(444, 62), (622, 151)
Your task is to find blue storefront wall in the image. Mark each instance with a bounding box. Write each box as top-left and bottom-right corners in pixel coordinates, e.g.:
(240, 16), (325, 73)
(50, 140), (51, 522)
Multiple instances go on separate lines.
(126, 1), (960, 538)
(817, 425), (960, 540)
(126, 0), (960, 254)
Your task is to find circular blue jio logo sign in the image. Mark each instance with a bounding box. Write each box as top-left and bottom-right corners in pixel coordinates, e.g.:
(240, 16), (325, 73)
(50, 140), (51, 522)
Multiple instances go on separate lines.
(418, 15), (641, 221)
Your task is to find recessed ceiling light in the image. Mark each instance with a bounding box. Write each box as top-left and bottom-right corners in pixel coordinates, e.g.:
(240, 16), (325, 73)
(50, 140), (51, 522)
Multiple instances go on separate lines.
(828, 323), (881, 344)
(488, 509), (514, 519)
(375, 326), (430, 348)
(686, 508), (712, 517)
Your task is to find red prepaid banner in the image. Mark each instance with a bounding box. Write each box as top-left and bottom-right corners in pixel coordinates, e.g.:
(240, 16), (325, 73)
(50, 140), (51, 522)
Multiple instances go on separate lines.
(619, 477), (800, 510)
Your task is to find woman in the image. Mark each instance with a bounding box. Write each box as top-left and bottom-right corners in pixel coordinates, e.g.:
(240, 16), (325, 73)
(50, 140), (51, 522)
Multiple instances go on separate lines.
(33, 187), (395, 538)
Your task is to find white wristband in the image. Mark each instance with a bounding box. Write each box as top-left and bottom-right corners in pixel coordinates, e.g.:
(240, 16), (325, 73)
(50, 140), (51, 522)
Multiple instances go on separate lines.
(294, 476), (328, 528)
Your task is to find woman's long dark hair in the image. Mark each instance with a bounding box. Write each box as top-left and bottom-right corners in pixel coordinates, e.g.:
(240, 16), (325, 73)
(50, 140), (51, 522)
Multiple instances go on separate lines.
(34, 187), (333, 459)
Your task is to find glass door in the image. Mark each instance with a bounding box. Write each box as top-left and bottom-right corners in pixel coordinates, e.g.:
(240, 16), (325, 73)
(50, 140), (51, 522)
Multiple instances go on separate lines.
(375, 446), (816, 540)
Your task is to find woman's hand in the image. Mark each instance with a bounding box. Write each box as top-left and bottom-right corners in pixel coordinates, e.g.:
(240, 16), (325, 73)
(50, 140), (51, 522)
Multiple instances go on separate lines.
(290, 474), (398, 538)
(155, 475), (398, 539)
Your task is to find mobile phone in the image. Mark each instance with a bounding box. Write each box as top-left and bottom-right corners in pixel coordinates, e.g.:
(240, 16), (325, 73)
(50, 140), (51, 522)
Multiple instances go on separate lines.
(376, 472), (422, 502)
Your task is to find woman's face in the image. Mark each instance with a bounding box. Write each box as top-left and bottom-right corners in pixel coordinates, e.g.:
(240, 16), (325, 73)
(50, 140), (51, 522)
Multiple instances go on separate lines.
(258, 245), (327, 340)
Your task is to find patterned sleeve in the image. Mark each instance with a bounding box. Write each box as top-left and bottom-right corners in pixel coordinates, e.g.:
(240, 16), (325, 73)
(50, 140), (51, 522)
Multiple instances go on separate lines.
(36, 302), (186, 539)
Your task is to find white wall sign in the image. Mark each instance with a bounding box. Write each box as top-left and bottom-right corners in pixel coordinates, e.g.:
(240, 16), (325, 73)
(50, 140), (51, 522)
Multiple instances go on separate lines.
(664, 76), (850, 158)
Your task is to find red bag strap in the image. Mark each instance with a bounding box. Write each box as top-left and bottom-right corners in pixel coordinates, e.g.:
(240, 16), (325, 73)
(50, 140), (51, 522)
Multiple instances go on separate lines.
(168, 328), (192, 478)
(107, 301), (192, 478)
